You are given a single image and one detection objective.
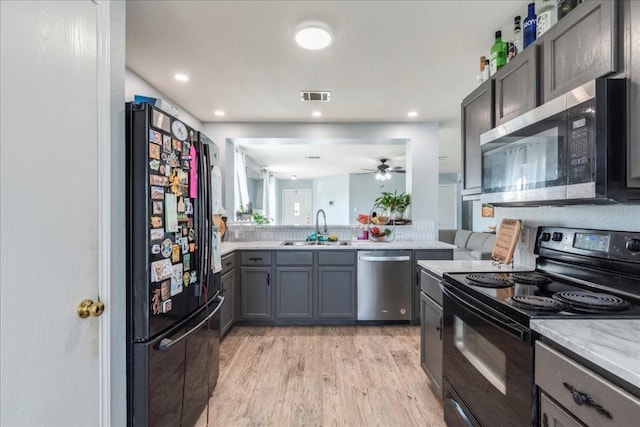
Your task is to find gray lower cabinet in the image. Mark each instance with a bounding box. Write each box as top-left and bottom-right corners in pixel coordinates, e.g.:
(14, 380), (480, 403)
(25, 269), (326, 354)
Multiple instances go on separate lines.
(543, 0), (617, 102)
(275, 267), (313, 319)
(220, 268), (235, 336)
(420, 291), (443, 398)
(318, 266), (356, 318)
(239, 266), (272, 320)
(412, 250), (452, 322)
(494, 45), (539, 126)
(461, 79), (494, 196)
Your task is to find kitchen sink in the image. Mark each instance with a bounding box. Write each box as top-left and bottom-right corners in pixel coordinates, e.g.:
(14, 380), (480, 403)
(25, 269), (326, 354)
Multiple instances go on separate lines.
(280, 240), (351, 246)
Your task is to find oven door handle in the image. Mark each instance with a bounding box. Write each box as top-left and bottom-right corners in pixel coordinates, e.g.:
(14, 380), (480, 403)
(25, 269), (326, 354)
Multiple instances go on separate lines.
(442, 284), (526, 340)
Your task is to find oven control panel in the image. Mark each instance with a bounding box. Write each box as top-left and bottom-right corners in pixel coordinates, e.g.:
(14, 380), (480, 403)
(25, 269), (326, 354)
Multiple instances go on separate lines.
(536, 227), (640, 262)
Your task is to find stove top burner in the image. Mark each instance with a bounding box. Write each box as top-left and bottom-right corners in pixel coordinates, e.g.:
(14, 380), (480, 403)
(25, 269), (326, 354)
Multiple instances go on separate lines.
(511, 272), (552, 286)
(508, 296), (565, 312)
(553, 291), (632, 313)
(465, 273), (513, 288)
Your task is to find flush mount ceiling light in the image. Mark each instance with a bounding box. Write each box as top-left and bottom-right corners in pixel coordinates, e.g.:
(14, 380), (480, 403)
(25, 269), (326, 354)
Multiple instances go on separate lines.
(214, 110), (225, 117)
(407, 111), (418, 118)
(295, 22), (333, 50)
(312, 111), (322, 117)
(174, 73), (189, 82)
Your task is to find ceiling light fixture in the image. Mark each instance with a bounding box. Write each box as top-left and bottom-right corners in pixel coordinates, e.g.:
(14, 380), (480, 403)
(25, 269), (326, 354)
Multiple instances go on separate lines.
(214, 110), (225, 117)
(312, 111), (322, 117)
(407, 111), (418, 118)
(291, 174), (298, 180)
(295, 22), (333, 50)
(375, 171), (392, 181)
(174, 73), (189, 82)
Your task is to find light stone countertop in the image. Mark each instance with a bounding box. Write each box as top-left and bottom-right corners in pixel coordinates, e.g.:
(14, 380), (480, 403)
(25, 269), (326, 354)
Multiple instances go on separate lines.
(221, 240), (455, 256)
(417, 260), (531, 278)
(531, 319), (640, 390)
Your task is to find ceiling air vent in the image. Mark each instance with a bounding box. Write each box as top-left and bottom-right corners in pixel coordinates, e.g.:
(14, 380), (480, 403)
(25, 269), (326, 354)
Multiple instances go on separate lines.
(300, 91), (331, 102)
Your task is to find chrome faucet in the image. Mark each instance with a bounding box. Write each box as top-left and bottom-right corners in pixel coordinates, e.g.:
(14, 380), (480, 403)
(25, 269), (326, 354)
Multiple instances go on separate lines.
(315, 209), (327, 242)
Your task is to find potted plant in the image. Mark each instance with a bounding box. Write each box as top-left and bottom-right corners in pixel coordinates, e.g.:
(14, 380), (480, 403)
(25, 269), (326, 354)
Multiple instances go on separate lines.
(374, 190), (411, 221)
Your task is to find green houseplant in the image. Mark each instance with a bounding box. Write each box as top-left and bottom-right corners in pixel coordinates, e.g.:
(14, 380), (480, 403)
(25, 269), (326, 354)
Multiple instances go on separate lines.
(374, 190), (411, 220)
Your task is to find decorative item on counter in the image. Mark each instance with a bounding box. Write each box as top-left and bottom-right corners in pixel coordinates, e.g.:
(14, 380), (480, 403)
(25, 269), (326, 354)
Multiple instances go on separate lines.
(523, 2), (537, 49)
(537, 0), (557, 38)
(368, 225), (394, 242)
(491, 218), (522, 265)
(507, 16), (522, 62)
(369, 208), (390, 225)
(356, 213), (370, 225)
(490, 31), (507, 74)
(373, 190), (410, 224)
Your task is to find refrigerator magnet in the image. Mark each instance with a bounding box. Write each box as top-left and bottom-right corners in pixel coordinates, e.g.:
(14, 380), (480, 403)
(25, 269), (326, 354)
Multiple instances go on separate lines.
(188, 228), (195, 242)
(162, 135), (171, 153)
(181, 238), (189, 254)
(149, 159), (160, 171)
(189, 243), (195, 253)
(151, 289), (161, 315)
(190, 270), (197, 284)
(182, 271), (190, 287)
(161, 152), (167, 161)
(149, 129), (161, 143)
(170, 263), (183, 296)
(152, 201), (163, 215)
(172, 138), (182, 152)
(150, 186), (165, 200)
(160, 280), (170, 301)
(151, 244), (161, 255)
(182, 227), (188, 237)
(171, 244), (181, 263)
(183, 253), (190, 270)
(177, 169), (188, 185)
(160, 239), (172, 258)
(164, 165), (171, 177)
(167, 152), (179, 167)
(165, 193), (179, 232)
(149, 143), (161, 160)
(182, 142), (190, 156)
(184, 199), (193, 215)
(152, 110), (171, 133)
(149, 228), (164, 241)
(177, 213), (188, 223)
(149, 175), (169, 187)
(150, 259), (172, 282)
(159, 165), (166, 175)
(177, 197), (185, 213)
(161, 299), (172, 313)
(150, 216), (163, 228)
(181, 160), (190, 170)
(171, 120), (188, 141)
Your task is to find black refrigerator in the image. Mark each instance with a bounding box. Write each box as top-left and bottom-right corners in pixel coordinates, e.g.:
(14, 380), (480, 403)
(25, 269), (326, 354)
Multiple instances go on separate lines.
(126, 102), (223, 426)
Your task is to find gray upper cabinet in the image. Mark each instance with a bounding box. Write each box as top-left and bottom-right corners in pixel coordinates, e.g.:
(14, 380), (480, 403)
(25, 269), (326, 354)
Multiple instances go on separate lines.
(240, 266), (272, 320)
(461, 80), (494, 196)
(543, 0), (617, 102)
(494, 45), (539, 126)
(628, 0), (640, 188)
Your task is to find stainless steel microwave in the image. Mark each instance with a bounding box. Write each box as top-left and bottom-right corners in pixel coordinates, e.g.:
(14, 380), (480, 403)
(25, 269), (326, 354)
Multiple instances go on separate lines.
(480, 79), (636, 206)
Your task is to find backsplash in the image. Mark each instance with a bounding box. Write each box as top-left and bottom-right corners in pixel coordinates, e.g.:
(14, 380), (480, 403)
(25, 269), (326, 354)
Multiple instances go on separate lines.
(225, 221), (437, 242)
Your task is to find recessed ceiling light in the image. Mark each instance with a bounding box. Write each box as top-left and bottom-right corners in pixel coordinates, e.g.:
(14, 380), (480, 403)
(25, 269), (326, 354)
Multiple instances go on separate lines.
(214, 110), (225, 117)
(407, 111), (418, 118)
(174, 73), (189, 82)
(291, 174), (298, 180)
(295, 22), (333, 50)
(312, 111), (322, 117)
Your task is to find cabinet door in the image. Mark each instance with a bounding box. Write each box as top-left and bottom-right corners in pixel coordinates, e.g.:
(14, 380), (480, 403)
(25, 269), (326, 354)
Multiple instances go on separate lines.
(494, 45), (539, 126)
(220, 269), (235, 336)
(240, 267), (271, 319)
(420, 292), (443, 398)
(543, 0), (617, 101)
(318, 266), (356, 318)
(461, 80), (494, 196)
(629, 0), (640, 188)
(413, 250), (452, 321)
(275, 267), (313, 319)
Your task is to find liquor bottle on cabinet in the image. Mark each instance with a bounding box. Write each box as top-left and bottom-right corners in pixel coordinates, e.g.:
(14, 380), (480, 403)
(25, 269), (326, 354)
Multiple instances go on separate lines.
(489, 31), (507, 75)
(523, 2), (537, 49)
(507, 16), (522, 62)
(557, 0), (578, 20)
(537, 0), (557, 37)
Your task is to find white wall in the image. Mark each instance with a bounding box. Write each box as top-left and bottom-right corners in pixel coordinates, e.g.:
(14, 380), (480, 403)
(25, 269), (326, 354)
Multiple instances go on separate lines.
(202, 122), (440, 228)
(125, 68), (202, 131)
(349, 172), (407, 223)
(313, 175), (350, 225)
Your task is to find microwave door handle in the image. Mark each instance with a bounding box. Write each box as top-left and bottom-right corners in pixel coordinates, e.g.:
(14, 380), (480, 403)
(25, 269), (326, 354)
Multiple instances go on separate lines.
(156, 294), (225, 352)
(441, 284), (525, 340)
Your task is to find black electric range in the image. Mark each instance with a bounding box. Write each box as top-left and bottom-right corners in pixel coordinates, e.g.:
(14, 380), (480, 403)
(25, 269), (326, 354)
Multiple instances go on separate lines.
(440, 226), (640, 427)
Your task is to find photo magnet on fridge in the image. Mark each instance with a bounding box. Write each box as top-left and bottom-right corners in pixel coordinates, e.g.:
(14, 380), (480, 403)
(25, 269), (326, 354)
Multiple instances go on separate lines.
(160, 280), (170, 301)
(161, 299), (172, 313)
(149, 143), (161, 160)
(149, 129), (161, 143)
(150, 228), (165, 241)
(151, 259), (173, 282)
(151, 244), (161, 255)
(152, 201), (163, 215)
(162, 135), (172, 153)
(160, 239), (172, 258)
(150, 186), (165, 200)
(149, 174), (169, 187)
(183, 253), (190, 270)
(170, 263), (183, 296)
(150, 216), (163, 228)
(172, 138), (182, 152)
(171, 244), (181, 263)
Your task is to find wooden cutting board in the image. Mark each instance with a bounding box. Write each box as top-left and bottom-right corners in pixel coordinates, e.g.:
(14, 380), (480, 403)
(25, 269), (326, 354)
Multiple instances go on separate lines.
(492, 218), (522, 265)
(213, 214), (226, 240)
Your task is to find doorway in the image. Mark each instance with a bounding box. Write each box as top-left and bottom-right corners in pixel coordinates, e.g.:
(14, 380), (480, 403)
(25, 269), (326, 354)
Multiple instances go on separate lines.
(281, 189), (312, 225)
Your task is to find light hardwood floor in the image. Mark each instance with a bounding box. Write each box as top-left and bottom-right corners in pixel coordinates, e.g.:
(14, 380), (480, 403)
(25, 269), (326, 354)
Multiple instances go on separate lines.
(196, 325), (445, 427)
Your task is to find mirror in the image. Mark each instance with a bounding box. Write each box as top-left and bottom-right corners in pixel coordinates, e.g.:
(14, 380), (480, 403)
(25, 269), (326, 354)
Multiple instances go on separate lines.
(233, 138), (408, 225)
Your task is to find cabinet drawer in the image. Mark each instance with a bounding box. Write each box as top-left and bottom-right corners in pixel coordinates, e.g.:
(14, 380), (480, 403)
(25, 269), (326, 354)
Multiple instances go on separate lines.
(240, 251), (272, 266)
(318, 250), (355, 265)
(221, 253), (235, 275)
(535, 341), (640, 427)
(275, 251), (313, 266)
(540, 393), (582, 427)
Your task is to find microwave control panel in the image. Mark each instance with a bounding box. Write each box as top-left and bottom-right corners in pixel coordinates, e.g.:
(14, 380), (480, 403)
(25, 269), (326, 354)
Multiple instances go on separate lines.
(567, 101), (595, 185)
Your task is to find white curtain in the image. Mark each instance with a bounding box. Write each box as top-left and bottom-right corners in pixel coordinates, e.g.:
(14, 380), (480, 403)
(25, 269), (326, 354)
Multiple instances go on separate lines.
(265, 171), (277, 223)
(235, 150), (250, 214)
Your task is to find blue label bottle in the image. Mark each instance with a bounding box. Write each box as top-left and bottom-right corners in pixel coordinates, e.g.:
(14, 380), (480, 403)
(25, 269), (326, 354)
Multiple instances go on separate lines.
(523, 2), (537, 49)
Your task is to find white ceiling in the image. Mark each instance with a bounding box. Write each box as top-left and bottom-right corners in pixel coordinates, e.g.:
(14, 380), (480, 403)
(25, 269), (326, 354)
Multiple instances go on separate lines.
(126, 0), (526, 176)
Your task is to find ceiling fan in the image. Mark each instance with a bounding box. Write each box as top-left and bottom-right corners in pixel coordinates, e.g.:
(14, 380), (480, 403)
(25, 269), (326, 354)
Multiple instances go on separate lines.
(360, 158), (406, 180)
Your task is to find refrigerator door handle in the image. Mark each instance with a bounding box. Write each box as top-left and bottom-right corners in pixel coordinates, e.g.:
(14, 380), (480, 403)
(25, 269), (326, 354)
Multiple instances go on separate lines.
(156, 294), (225, 352)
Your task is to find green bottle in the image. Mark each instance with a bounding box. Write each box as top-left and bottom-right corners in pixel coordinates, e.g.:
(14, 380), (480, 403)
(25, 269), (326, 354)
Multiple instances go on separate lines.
(489, 30), (507, 75)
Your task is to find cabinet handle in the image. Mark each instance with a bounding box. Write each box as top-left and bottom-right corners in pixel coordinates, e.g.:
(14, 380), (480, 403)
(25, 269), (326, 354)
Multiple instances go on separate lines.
(249, 257), (263, 261)
(225, 261), (232, 266)
(267, 272), (270, 286)
(416, 271), (419, 287)
(437, 317), (443, 340)
(562, 382), (612, 419)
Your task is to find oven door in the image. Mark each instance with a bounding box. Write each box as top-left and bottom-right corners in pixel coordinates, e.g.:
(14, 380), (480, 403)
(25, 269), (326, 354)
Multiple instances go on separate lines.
(442, 283), (535, 427)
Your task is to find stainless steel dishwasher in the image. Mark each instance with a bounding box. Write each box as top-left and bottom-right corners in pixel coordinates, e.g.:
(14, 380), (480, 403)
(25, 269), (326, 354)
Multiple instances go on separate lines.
(357, 250), (412, 321)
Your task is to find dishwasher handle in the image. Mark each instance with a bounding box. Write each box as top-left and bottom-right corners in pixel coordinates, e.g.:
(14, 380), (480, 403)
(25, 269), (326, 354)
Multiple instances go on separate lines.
(359, 255), (411, 262)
